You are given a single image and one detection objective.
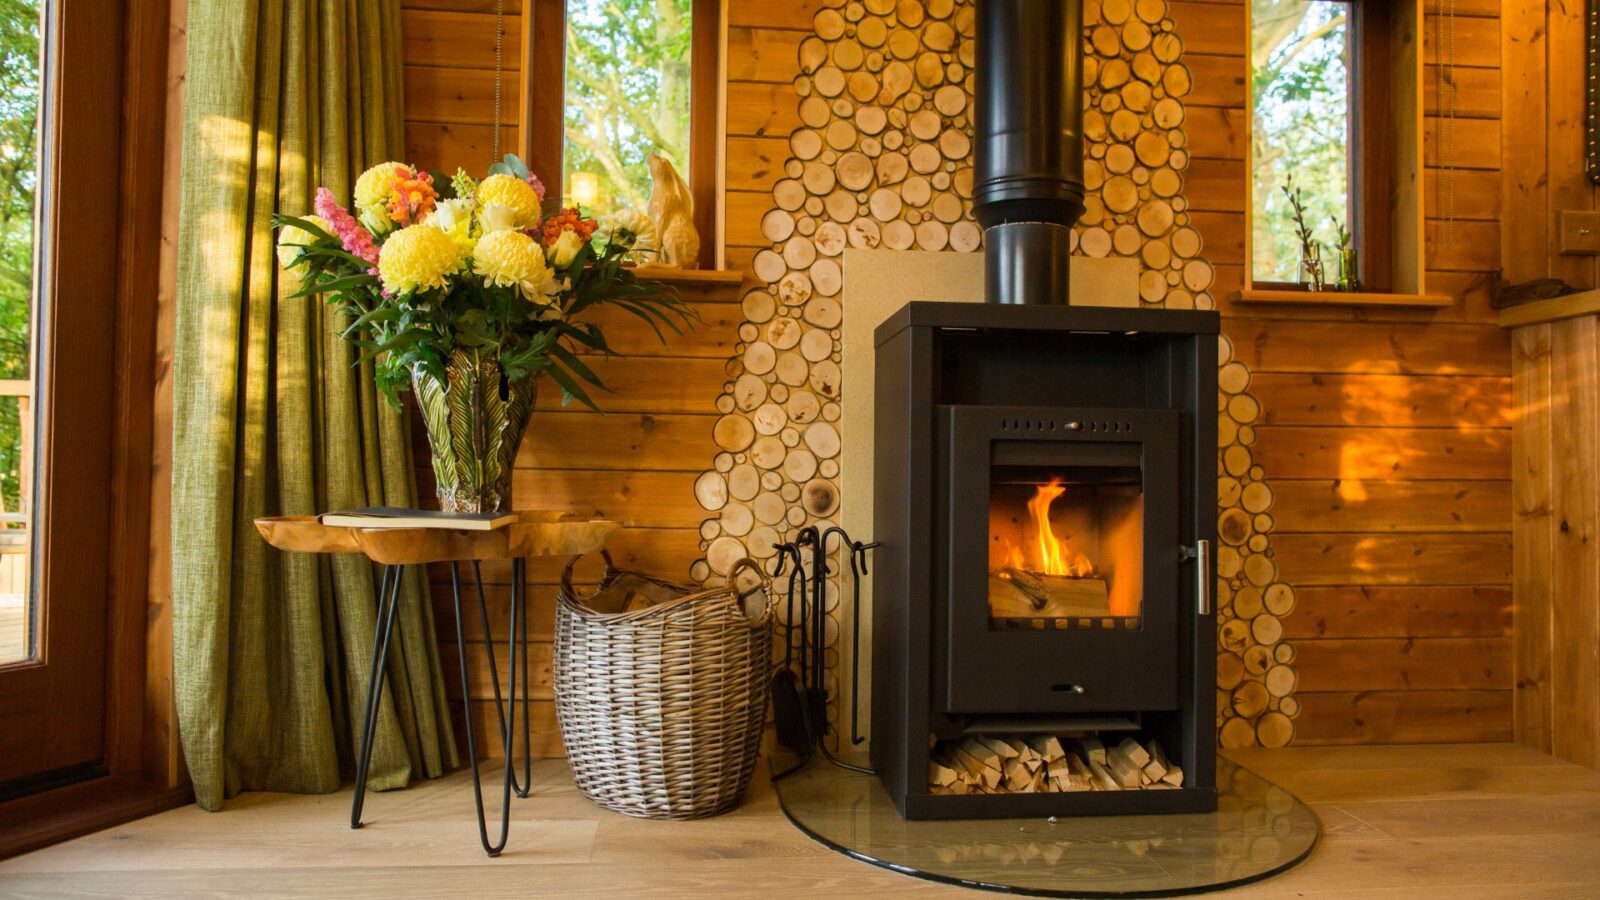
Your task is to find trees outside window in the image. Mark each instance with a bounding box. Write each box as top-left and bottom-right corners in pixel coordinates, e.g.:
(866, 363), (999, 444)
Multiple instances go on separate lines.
(0, 0), (38, 521)
(1251, 0), (1352, 284)
(562, 0), (693, 216)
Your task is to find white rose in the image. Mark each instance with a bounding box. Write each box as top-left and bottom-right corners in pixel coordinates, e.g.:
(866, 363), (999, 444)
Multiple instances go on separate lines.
(478, 202), (518, 233)
(550, 229), (584, 268)
(359, 204), (393, 235)
(425, 198), (475, 233)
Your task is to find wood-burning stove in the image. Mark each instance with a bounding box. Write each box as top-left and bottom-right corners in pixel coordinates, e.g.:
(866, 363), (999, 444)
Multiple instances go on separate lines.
(871, 302), (1219, 819)
(861, 0), (1217, 819)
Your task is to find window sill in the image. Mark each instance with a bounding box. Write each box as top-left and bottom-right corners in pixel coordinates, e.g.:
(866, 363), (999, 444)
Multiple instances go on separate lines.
(1231, 288), (1453, 309)
(629, 265), (745, 286)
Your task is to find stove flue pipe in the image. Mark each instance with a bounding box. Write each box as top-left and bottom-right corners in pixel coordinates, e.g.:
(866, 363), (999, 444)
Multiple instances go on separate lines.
(972, 0), (1086, 305)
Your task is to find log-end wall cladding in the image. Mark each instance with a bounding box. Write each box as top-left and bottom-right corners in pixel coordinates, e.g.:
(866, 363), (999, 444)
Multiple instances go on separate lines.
(401, 0), (1513, 753)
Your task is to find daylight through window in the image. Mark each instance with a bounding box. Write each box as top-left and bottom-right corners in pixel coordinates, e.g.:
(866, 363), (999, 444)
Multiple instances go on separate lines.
(1251, 0), (1352, 284)
(562, 0), (693, 218)
(0, 1), (39, 665)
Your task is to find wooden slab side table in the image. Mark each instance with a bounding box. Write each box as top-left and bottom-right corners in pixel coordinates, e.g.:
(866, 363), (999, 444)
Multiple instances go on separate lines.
(255, 511), (619, 856)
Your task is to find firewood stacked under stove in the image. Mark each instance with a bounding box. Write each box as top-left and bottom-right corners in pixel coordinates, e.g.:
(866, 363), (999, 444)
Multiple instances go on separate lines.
(928, 735), (1185, 795)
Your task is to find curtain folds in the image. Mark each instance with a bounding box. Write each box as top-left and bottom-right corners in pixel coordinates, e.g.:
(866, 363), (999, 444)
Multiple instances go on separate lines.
(172, 0), (458, 811)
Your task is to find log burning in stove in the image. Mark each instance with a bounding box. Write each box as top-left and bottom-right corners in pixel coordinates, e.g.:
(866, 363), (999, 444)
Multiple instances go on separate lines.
(988, 474), (1145, 627)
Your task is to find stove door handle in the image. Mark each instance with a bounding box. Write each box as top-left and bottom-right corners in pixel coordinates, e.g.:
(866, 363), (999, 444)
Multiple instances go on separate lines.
(1194, 539), (1212, 616)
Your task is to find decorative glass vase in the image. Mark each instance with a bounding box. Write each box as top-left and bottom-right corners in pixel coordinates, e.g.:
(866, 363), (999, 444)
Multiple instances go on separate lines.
(1297, 244), (1324, 291)
(1336, 247), (1360, 292)
(411, 349), (538, 514)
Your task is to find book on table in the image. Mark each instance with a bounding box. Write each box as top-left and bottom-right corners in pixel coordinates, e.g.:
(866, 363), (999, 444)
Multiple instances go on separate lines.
(317, 507), (518, 531)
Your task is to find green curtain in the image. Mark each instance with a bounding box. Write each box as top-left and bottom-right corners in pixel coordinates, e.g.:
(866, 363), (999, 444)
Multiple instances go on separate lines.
(172, 0), (458, 811)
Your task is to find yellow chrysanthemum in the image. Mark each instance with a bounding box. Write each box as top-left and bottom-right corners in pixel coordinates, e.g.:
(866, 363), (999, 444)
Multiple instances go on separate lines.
(472, 229), (560, 301)
(276, 214), (331, 274)
(475, 174), (541, 230)
(355, 161), (407, 212)
(378, 224), (461, 295)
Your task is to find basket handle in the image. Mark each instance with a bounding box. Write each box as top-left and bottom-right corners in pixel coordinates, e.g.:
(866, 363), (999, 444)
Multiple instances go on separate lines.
(728, 557), (777, 620)
(560, 548), (617, 596)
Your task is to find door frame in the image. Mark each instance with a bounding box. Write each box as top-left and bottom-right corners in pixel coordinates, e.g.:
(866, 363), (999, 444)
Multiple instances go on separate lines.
(0, 0), (186, 857)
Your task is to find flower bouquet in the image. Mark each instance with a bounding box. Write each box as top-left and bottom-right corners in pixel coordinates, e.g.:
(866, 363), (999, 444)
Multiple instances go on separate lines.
(274, 155), (691, 513)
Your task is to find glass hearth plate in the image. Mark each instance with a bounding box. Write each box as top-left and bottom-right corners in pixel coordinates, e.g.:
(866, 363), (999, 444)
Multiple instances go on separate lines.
(771, 755), (1318, 897)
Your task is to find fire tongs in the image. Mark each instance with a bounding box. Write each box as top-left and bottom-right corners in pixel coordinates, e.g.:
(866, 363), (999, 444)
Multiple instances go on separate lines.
(770, 525), (878, 778)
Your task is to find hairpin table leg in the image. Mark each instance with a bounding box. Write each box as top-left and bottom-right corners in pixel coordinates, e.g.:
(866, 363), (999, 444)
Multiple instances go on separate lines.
(472, 559), (532, 798)
(452, 559), (522, 857)
(512, 557), (531, 795)
(351, 563), (403, 829)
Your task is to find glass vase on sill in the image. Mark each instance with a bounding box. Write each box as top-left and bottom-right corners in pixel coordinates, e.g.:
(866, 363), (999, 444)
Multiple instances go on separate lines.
(1297, 244), (1324, 291)
(1336, 246), (1360, 292)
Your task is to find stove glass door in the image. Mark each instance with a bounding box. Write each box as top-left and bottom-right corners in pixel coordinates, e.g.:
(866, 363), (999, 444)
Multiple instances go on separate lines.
(940, 407), (1183, 714)
(988, 455), (1144, 631)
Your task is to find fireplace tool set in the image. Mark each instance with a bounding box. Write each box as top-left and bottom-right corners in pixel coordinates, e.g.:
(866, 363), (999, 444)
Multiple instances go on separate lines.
(769, 525), (878, 778)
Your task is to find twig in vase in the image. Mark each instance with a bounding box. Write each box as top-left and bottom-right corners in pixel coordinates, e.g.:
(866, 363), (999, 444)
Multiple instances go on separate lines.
(1281, 175), (1322, 290)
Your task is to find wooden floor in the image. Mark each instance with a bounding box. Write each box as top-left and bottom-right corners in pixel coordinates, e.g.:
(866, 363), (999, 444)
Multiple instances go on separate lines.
(1, 744), (1598, 897)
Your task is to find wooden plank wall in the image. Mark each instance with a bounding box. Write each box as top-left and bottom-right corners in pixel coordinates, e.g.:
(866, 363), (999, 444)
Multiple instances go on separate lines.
(400, 0), (521, 173)
(401, 0), (1517, 752)
(1511, 318), (1600, 767)
(1178, 0), (1514, 745)
(722, 1), (817, 274)
(1501, 1), (1598, 290)
(1503, 1), (1598, 763)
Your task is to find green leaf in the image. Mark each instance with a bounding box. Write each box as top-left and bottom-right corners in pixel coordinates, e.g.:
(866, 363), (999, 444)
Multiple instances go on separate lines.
(543, 358), (601, 412)
(273, 213), (338, 244)
(549, 344), (607, 390)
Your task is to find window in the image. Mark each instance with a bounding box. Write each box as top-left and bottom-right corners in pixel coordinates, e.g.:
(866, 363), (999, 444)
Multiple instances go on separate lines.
(1250, 0), (1352, 285)
(562, 0), (692, 215)
(522, 0), (718, 265)
(0, 1), (40, 666)
(1247, 0), (1425, 295)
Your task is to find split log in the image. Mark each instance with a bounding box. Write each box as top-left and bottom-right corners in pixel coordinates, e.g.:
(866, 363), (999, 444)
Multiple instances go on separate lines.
(978, 735), (1020, 760)
(1115, 737), (1151, 769)
(1027, 735), (1066, 762)
(1104, 745), (1145, 788)
(1143, 741), (1183, 786)
(989, 569), (1111, 618)
(1003, 758), (1034, 792)
(1086, 756), (1121, 791)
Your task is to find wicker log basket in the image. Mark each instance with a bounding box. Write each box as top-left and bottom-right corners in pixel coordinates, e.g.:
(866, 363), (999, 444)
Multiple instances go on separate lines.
(554, 551), (774, 819)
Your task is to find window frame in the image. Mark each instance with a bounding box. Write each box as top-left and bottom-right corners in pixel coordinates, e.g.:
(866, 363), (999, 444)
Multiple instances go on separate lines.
(519, 0), (720, 269)
(1245, 0), (1424, 296)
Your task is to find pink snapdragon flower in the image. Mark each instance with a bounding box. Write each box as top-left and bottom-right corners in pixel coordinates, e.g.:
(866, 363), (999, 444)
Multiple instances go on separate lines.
(314, 186), (381, 266)
(525, 172), (546, 202)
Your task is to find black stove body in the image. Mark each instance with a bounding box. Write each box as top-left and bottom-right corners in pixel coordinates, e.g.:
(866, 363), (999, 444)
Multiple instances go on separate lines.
(870, 301), (1219, 819)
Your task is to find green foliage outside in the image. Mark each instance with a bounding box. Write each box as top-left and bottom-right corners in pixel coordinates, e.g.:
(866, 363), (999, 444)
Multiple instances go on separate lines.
(1252, 0), (1350, 283)
(562, 0), (692, 214)
(0, 0), (38, 518)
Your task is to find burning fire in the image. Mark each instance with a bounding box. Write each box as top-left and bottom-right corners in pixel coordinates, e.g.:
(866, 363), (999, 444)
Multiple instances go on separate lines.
(1005, 478), (1096, 577)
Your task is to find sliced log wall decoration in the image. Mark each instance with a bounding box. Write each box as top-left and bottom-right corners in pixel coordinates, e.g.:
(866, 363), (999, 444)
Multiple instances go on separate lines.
(692, 0), (1300, 748)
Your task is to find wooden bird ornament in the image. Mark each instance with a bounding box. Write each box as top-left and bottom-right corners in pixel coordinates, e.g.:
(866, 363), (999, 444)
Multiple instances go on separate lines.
(647, 152), (700, 268)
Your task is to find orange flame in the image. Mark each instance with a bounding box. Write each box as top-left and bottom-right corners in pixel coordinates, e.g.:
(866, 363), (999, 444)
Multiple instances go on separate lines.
(1024, 478), (1095, 577)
